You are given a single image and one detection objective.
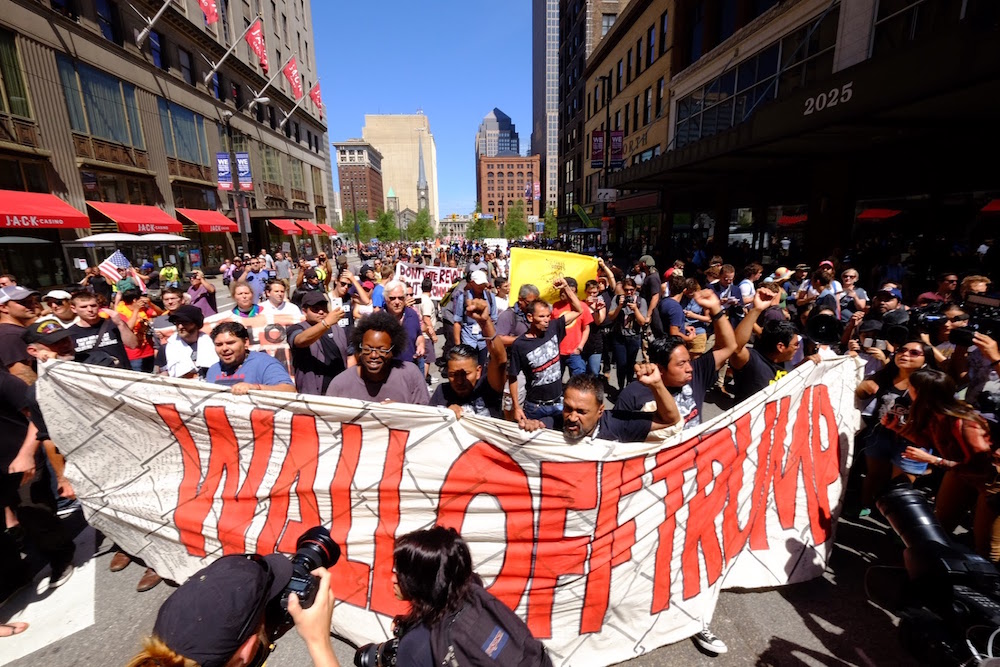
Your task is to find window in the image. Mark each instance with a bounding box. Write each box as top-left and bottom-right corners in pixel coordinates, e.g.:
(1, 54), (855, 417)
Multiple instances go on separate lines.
(281, 13), (288, 43)
(158, 98), (210, 165)
(655, 77), (665, 117)
(636, 38), (642, 76)
(177, 48), (194, 85)
(647, 26), (655, 66)
(57, 55), (144, 148)
(0, 30), (32, 119)
(871, 0), (956, 57)
(96, 0), (123, 45)
(614, 110), (621, 130)
(643, 87), (652, 125)
(211, 73), (221, 100)
(149, 31), (166, 69)
(633, 95), (639, 130)
(626, 49), (633, 84)
(261, 144), (282, 182)
(601, 13), (616, 36)
(290, 158), (305, 189)
(50, 0), (78, 19)
(616, 59), (623, 93)
(659, 10), (669, 56)
(624, 103), (630, 135)
(686, 1), (705, 65)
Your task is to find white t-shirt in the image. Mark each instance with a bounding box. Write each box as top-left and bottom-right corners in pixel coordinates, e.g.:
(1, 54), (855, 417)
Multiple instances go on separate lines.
(261, 300), (303, 318)
(419, 293), (437, 338)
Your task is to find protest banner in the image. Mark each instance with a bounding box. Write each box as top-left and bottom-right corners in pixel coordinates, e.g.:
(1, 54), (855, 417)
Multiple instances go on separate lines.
(509, 247), (598, 303)
(393, 262), (463, 300)
(481, 237), (508, 252)
(36, 356), (860, 666)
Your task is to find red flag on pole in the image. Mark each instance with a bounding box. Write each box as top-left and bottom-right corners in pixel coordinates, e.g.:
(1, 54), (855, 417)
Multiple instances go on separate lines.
(244, 19), (269, 74)
(198, 0), (219, 24)
(309, 82), (323, 117)
(282, 57), (304, 100)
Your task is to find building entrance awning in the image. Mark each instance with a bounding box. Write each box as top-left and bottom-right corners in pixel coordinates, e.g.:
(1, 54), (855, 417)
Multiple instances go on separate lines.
(317, 224), (337, 235)
(0, 190), (90, 229)
(297, 220), (321, 234)
(176, 208), (238, 233)
(269, 219), (302, 235)
(87, 202), (183, 233)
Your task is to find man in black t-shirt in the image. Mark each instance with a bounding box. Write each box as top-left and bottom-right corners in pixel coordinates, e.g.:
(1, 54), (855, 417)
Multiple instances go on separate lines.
(731, 316), (800, 403)
(286, 291), (349, 395)
(638, 255), (662, 337)
(431, 298), (506, 419)
(66, 291), (137, 369)
(521, 367), (680, 443)
(508, 279), (584, 424)
(616, 289), (736, 430)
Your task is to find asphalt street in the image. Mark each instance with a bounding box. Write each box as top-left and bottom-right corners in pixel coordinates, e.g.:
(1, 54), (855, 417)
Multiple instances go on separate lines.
(1, 260), (922, 667)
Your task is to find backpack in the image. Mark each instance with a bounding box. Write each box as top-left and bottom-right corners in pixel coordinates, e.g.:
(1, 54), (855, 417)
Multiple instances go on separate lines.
(430, 585), (553, 667)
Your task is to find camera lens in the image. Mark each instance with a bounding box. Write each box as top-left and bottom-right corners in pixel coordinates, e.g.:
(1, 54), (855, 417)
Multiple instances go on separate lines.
(294, 526), (340, 571)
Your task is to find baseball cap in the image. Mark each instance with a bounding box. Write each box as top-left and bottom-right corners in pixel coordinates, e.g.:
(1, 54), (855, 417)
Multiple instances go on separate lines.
(794, 263), (810, 272)
(153, 554), (292, 667)
(878, 287), (903, 301)
(639, 255), (655, 267)
(43, 289), (73, 302)
(0, 285), (39, 304)
(819, 260), (835, 269)
(303, 268), (318, 280)
(470, 270), (489, 286)
(336, 255), (348, 267)
(22, 317), (71, 345)
(168, 305), (206, 328)
(300, 291), (329, 309)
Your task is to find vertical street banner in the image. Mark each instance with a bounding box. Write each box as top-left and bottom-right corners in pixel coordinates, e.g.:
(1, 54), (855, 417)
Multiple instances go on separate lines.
(216, 152), (233, 191)
(244, 18), (269, 74)
(590, 132), (605, 169)
(198, 0), (219, 24)
(36, 357), (861, 667)
(282, 57), (304, 100)
(534, 181), (541, 200)
(509, 247), (598, 303)
(309, 83), (323, 117)
(236, 152), (253, 191)
(610, 130), (625, 169)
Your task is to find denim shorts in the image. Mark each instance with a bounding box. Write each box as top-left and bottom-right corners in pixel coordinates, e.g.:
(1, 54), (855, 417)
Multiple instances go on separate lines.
(862, 427), (929, 475)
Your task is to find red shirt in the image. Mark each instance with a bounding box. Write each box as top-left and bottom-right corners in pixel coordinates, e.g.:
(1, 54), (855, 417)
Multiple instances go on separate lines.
(551, 300), (593, 356)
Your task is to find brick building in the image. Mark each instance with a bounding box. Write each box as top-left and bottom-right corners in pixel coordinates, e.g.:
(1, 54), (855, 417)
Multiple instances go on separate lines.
(477, 154), (541, 223)
(333, 139), (384, 219)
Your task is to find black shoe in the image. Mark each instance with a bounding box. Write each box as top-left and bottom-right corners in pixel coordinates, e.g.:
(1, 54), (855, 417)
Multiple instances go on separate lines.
(47, 562), (75, 590)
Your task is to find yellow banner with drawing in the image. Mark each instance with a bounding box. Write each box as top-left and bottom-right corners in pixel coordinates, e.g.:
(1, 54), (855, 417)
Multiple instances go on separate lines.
(508, 248), (598, 304)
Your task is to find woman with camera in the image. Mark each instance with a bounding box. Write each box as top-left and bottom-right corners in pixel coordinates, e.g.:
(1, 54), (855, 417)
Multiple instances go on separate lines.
(376, 526), (548, 667)
(886, 368), (1000, 562)
(606, 277), (649, 389)
(855, 339), (938, 517)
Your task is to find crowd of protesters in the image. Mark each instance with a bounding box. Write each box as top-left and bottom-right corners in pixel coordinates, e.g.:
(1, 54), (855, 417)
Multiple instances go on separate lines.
(4, 229), (1000, 653)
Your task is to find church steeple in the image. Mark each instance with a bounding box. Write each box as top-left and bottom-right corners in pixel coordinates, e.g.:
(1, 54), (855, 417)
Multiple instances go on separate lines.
(417, 132), (429, 213)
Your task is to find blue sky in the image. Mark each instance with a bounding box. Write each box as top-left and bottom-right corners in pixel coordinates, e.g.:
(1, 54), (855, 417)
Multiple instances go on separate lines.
(313, 1), (533, 217)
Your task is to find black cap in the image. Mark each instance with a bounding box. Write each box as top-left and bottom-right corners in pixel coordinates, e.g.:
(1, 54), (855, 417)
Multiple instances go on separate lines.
(300, 290), (329, 309)
(303, 268), (318, 280)
(168, 305), (206, 328)
(22, 317), (71, 345)
(153, 554), (292, 667)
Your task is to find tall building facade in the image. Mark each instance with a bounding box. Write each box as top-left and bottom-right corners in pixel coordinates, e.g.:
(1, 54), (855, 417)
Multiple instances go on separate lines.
(531, 0), (559, 215)
(361, 113), (440, 227)
(557, 0), (624, 232)
(0, 0), (330, 285)
(476, 108), (520, 158)
(477, 154), (541, 223)
(333, 140), (384, 220)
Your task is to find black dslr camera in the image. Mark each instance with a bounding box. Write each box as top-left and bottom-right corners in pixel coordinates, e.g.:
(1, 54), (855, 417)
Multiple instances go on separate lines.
(950, 293), (1000, 348)
(267, 526), (341, 640)
(354, 634), (400, 667)
(867, 486), (1000, 664)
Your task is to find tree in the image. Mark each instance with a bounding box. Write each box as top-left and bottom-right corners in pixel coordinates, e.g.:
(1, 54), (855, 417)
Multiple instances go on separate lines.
(466, 215), (498, 240)
(374, 210), (400, 242)
(503, 200), (528, 240)
(342, 210), (373, 244)
(543, 207), (558, 239)
(406, 209), (434, 241)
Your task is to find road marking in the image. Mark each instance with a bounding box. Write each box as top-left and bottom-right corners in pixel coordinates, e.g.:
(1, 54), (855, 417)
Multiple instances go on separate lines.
(0, 528), (96, 666)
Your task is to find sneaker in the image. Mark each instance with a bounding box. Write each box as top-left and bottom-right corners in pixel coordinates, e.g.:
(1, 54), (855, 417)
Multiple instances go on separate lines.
(56, 498), (82, 518)
(46, 562), (75, 590)
(693, 628), (728, 654)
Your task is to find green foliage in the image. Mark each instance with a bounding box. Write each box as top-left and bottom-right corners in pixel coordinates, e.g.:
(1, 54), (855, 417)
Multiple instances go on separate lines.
(342, 210), (372, 243)
(543, 207), (558, 239)
(466, 216), (498, 240)
(503, 200), (528, 240)
(374, 210), (400, 242)
(406, 208), (434, 241)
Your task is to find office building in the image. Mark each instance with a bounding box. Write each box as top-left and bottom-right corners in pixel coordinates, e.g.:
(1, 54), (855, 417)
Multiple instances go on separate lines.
(0, 0), (331, 286)
(477, 154), (541, 225)
(362, 113), (440, 227)
(531, 0), (559, 215)
(333, 139), (384, 219)
(476, 108), (520, 158)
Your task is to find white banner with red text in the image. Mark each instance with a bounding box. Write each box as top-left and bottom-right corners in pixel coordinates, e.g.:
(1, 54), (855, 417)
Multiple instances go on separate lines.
(35, 356), (861, 666)
(393, 262), (463, 300)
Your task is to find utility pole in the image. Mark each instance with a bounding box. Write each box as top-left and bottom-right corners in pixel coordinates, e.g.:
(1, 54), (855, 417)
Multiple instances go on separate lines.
(224, 112), (249, 257)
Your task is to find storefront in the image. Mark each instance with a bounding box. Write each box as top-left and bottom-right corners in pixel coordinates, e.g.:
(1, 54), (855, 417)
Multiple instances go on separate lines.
(267, 219), (302, 260)
(85, 202), (194, 276)
(176, 208), (238, 273)
(0, 189), (90, 288)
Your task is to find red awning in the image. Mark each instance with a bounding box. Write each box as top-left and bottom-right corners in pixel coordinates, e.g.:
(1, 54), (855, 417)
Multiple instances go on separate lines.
(0, 190), (90, 229)
(87, 202), (183, 233)
(982, 199), (1000, 212)
(176, 208), (238, 233)
(777, 214), (808, 227)
(856, 208), (901, 220)
(269, 219), (302, 235)
(317, 224), (337, 235)
(296, 220), (321, 234)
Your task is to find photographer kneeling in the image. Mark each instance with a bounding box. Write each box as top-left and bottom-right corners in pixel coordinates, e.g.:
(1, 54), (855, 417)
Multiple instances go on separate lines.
(360, 526), (550, 667)
(126, 553), (340, 667)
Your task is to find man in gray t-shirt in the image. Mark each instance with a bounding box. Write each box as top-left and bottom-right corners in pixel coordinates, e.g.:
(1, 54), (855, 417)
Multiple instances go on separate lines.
(274, 252), (292, 281)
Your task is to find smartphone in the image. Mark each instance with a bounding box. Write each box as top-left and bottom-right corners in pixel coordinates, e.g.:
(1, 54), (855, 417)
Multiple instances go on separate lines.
(414, 297), (422, 305)
(862, 337), (874, 348)
(875, 339), (888, 351)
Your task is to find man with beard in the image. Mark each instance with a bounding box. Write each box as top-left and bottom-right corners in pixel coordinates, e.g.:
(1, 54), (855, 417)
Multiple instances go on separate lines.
(519, 368), (680, 443)
(286, 291), (349, 395)
(615, 289), (737, 430)
(430, 298), (506, 418)
(205, 322), (295, 394)
(324, 311), (429, 404)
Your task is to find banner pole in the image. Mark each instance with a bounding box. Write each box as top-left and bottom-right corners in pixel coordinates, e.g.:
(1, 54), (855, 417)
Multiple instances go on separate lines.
(203, 13), (262, 87)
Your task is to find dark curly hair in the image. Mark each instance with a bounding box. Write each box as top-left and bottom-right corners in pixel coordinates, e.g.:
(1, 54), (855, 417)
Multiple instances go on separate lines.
(351, 310), (407, 356)
(393, 526), (483, 629)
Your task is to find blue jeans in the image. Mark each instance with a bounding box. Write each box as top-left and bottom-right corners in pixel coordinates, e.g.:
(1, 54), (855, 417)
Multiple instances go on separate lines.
(612, 336), (642, 388)
(523, 400), (563, 421)
(130, 356), (154, 373)
(562, 354), (587, 377)
(586, 353), (602, 376)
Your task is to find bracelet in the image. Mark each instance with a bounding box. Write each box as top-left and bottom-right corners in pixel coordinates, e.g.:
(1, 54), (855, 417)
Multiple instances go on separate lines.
(321, 319), (332, 329)
(711, 310), (726, 322)
(936, 456), (943, 467)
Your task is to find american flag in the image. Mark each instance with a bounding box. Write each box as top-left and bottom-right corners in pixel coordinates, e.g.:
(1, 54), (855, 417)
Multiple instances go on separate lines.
(98, 250), (131, 284)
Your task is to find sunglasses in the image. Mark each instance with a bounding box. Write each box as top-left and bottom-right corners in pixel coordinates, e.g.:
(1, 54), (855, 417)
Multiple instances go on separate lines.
(897, 348), (925, 357)
(338, 281), (351, 287)
(386, 295), (406, 301)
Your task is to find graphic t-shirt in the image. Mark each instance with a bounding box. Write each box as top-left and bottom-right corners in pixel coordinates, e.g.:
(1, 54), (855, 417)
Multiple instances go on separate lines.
(68, 320), (130, 368)
(509, 318), (567, 404)
(430, 376), (503, 418)
(733, 348), (787, 402)
(615, 352), (716, 429)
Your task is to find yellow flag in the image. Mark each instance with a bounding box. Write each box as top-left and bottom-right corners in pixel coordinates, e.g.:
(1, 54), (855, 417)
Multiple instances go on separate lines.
(509, 248), (598, 305)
